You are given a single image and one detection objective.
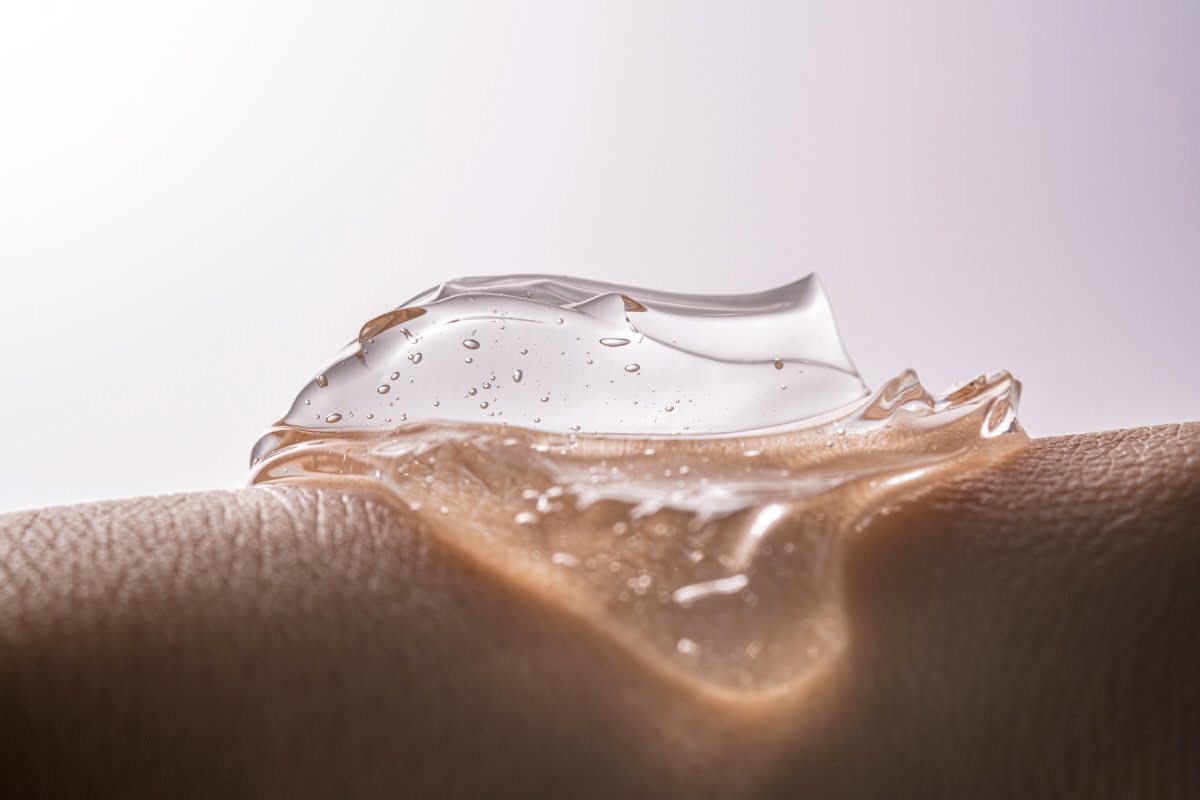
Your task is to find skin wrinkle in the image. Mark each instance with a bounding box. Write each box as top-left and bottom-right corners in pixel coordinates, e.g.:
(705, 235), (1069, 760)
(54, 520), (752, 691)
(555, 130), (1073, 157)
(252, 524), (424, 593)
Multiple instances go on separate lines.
(0, 424), (1195, 798)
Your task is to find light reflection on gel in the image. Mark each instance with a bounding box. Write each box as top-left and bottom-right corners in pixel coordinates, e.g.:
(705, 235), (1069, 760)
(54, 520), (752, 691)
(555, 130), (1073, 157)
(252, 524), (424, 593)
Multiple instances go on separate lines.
(250, 275), (1026, 690)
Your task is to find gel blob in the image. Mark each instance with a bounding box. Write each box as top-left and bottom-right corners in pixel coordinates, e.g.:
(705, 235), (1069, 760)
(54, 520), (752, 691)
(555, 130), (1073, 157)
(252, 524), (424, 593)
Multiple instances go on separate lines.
(251, 275), (1026, 690)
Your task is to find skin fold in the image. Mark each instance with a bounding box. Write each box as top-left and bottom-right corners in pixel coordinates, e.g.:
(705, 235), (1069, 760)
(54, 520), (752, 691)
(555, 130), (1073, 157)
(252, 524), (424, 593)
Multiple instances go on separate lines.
(0, 423), (1196, 798)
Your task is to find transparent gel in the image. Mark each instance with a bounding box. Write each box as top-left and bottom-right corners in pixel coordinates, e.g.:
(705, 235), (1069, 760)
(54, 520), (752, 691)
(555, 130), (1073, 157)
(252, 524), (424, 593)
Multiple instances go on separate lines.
(251, 275), (1025, 690)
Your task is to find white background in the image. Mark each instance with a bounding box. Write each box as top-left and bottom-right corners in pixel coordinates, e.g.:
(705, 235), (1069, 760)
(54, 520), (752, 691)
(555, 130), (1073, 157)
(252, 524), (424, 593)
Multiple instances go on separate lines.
(1, 1), (1197, 512)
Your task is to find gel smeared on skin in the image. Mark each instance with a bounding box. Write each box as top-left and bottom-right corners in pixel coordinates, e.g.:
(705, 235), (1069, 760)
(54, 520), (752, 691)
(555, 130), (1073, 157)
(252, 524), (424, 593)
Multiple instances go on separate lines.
(251, 275), (1025, 690)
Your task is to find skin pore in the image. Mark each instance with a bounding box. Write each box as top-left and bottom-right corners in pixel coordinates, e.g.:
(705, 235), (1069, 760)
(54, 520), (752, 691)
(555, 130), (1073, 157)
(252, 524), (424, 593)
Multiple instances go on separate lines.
(0, 423), (1197, 798)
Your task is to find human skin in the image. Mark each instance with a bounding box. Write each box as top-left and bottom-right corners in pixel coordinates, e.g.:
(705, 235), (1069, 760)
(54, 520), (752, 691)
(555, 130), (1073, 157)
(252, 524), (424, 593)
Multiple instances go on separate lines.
(0, 423), (1197, 798)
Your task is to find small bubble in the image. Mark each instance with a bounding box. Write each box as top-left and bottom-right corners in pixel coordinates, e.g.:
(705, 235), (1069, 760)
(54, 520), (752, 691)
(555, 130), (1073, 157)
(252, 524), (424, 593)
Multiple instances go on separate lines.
(390, 372), (400, 380)
(468, 388), (477, 395)
(600, 337), (630, 347)
(664, 404), (674, 412)
(624, 364), (640, 373)
(324, 413), (342, 423)
(365, 413), (374, 419)
(514, 511), (538, 525)
(408, 352), (422, 364)
(482, 382), (491, 389)
(555, 317), (564, 324)
(464, 357), (473, 364)
(520, 348), (528, 355)
(540, 396), (549, 402)
(533, 417), (541, 423)
(479, 401), (489, 409)
(512, 369), (523, 382)
(586, 359), (593, 364)
(676, 638), (698, 655)
(462, 339), (480, 350)
(316, 374), (329, 388)
(550, 552), (579, 567)
(433, 400), (440, 406)
(304, 399), (310, 405)
(377, 384), (390, 394)
(774, 359), (784, 369)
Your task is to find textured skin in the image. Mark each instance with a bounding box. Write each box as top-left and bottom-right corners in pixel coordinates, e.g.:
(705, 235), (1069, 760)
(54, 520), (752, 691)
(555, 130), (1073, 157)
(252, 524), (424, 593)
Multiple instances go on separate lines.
(778, 422), (1200, 798)
(0, 423), (1197, 798)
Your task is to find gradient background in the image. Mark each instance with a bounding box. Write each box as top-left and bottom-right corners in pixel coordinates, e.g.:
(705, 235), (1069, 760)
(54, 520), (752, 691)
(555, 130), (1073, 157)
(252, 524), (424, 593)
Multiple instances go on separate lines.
(1, 1), (1197, 512)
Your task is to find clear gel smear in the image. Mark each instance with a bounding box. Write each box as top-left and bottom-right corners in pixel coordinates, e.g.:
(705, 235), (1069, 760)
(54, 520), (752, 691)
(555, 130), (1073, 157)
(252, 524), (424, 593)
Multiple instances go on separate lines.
(250, 275), (1026, 691)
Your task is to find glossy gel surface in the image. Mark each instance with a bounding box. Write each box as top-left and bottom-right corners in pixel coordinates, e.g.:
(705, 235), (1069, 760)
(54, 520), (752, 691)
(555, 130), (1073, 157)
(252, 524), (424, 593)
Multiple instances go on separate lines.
(251, 275), (1025, 690)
